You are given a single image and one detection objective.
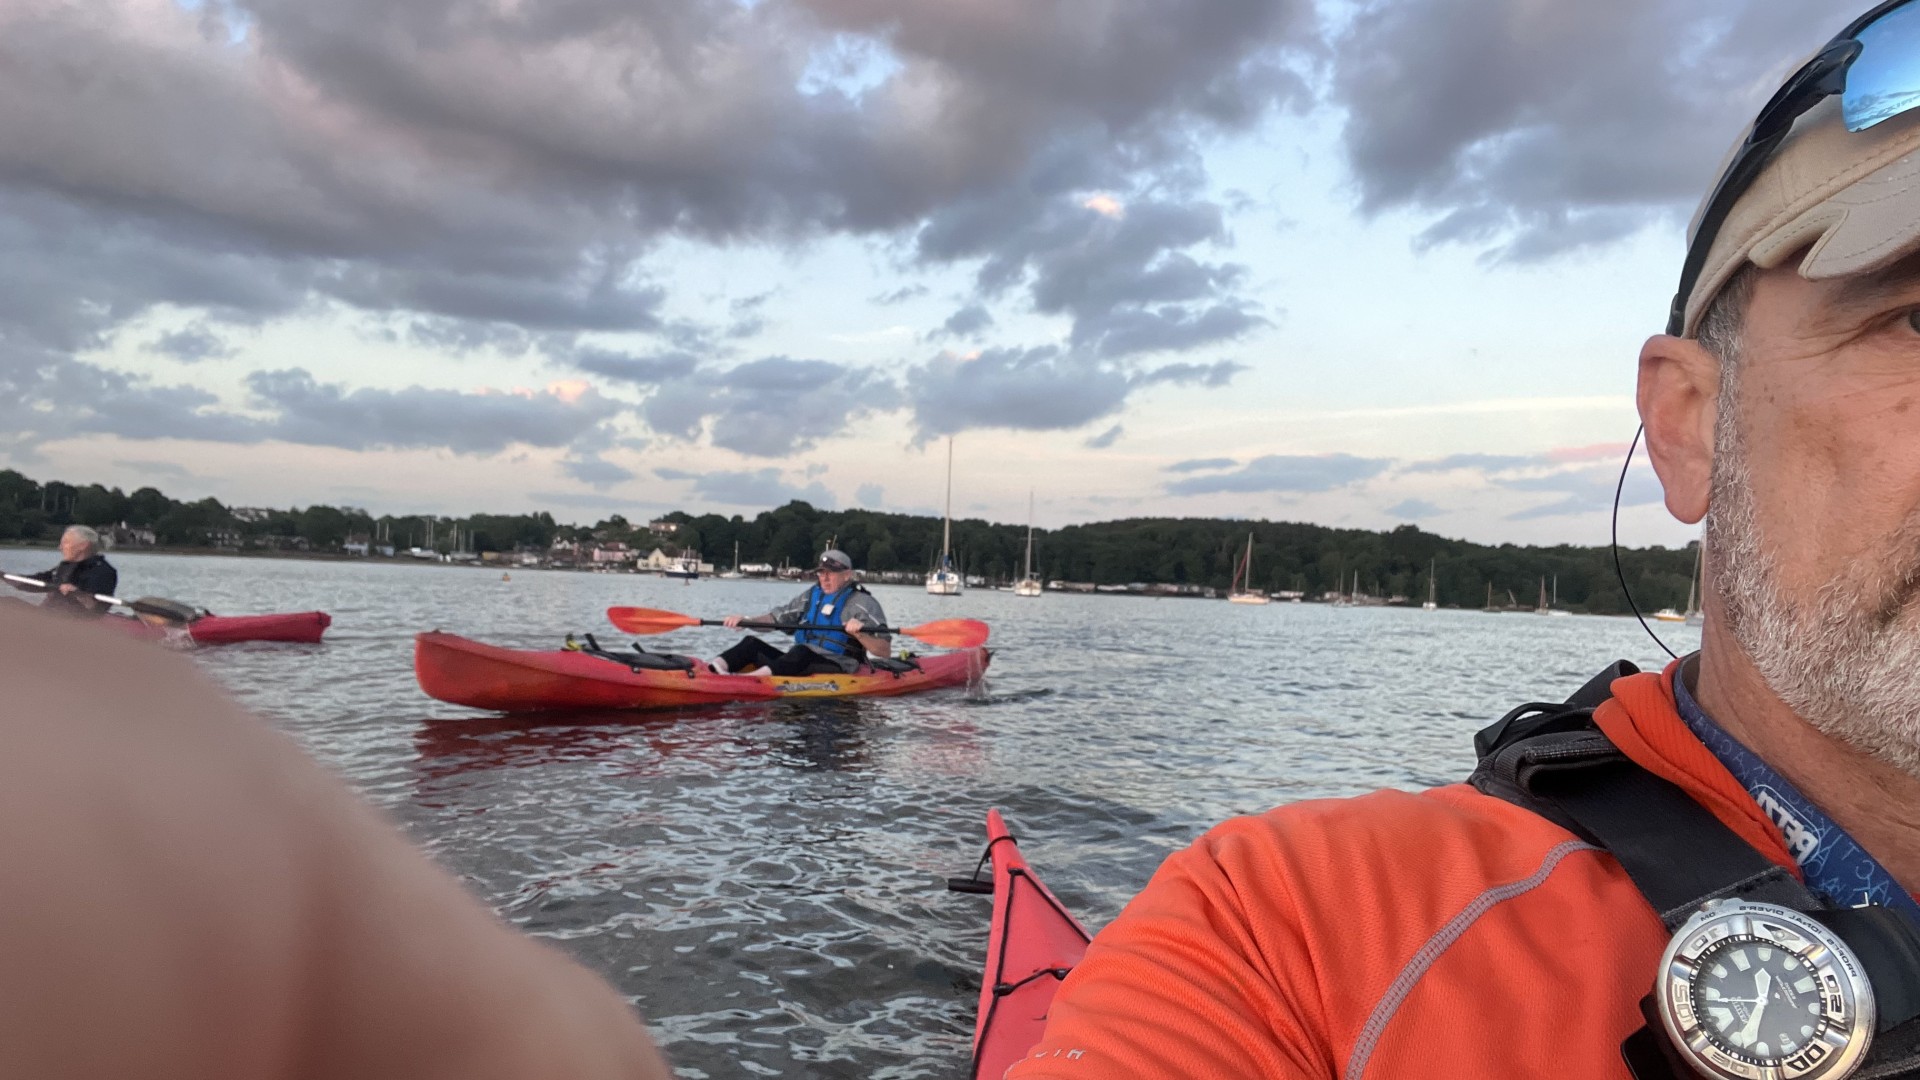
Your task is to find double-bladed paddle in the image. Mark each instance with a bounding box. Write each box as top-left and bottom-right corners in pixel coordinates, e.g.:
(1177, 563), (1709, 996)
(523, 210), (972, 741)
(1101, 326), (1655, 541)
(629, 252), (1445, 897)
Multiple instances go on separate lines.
(2, 572), (200, 625)
(606, 606), (989, 649)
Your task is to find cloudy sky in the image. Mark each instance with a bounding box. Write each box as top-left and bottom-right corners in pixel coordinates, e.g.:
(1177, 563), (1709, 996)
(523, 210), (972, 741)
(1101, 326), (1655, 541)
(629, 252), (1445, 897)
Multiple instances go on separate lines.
(0, 0), (1843, 545)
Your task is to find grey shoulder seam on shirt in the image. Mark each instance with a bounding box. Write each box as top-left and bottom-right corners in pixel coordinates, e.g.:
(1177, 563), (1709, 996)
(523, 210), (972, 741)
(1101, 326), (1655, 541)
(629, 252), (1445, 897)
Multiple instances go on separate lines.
(1343, 838), (1603, 1080)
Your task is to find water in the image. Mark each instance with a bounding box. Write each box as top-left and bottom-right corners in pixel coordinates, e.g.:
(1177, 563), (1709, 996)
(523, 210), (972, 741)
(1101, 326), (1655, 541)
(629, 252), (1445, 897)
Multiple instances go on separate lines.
(0, 549), (1700, 1078)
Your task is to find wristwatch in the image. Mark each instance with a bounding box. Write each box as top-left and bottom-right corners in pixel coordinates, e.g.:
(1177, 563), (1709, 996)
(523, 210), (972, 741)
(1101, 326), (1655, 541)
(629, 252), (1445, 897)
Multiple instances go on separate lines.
(1654, 899), (1874, 1079)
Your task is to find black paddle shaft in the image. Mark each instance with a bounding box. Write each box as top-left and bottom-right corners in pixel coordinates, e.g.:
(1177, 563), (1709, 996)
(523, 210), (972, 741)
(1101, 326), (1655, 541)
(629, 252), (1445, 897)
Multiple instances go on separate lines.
(1, 573), (192, 622)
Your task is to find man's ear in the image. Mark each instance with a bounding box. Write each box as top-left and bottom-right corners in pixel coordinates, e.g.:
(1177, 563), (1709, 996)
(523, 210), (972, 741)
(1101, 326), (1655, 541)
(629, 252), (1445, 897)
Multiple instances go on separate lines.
(1637, 334), (1721, 525)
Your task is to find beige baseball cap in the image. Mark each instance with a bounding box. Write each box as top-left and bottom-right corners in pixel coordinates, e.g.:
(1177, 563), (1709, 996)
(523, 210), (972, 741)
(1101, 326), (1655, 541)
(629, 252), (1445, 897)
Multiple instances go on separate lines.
(1680, 93), (1920, 337)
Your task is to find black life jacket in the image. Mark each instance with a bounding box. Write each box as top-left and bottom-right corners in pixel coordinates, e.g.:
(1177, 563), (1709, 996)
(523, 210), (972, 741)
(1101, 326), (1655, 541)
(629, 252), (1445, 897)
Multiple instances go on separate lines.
(1471, 663), (1920, 1077)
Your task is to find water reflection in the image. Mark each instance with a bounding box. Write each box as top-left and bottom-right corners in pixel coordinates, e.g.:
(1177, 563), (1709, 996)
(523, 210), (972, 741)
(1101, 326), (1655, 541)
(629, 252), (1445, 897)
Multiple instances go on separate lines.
(412, 696), (892, 785)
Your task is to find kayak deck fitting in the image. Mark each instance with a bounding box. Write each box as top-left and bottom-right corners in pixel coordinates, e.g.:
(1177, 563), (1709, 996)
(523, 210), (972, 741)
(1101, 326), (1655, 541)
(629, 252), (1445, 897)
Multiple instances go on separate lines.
(949, 809), (1092, 1079)
(413, 630), (991, 712)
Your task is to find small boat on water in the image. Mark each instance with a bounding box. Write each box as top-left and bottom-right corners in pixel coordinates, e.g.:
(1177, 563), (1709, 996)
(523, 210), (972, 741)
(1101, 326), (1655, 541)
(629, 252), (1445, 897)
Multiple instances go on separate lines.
(1652, 608), (1687, 623)
(1013, 492), (1042, 598)
(928, 436), (963, 596)
(1228, 532), (1269, 605)
(662, 553), (701, 580)
(414, 631), (990, 712)
(1422, 558), (1438, 611)
(948, 810), (1091, 1080)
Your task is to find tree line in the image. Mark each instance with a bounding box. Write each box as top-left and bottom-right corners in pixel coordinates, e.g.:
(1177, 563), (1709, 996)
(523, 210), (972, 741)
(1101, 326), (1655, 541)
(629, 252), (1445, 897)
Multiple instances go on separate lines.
(0, 469), (1702, 613)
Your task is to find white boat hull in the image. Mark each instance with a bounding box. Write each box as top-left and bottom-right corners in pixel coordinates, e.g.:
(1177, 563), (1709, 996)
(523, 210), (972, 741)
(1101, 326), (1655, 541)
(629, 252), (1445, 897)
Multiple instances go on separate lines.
(926, 572), (962, 596)
(1013, 579), (1042, 597)
(1228, 592), (1270, 605)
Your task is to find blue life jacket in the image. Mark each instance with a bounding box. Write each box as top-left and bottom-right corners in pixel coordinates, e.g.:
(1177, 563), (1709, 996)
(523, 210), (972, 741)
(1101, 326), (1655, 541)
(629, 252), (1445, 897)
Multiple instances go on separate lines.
(793, 584), (858, 655)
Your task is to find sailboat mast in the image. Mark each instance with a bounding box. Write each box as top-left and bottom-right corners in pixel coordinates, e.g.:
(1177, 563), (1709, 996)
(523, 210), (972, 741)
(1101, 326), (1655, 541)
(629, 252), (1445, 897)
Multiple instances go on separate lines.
(1024, 491), (1035, 580)
(941, 436), (954, 564)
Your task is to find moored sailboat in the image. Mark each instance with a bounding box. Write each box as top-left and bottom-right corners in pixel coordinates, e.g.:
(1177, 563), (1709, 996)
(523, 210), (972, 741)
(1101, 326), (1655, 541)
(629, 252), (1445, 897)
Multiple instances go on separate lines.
(1422, 558), (1438, 610)
(927, 436), (962, 596)
(1014, 491), (1042, 597)
(1228, 532), (1270, 605)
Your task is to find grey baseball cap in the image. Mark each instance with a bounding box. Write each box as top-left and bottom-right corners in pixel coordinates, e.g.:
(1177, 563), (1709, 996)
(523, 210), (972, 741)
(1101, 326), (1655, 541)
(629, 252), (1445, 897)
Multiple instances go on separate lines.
(817, 549), (853, 571)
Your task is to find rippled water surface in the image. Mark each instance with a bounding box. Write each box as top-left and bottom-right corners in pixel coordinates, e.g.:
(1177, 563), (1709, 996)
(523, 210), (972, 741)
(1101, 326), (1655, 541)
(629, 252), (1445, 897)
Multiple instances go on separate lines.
(1, 550), (1700, 1078)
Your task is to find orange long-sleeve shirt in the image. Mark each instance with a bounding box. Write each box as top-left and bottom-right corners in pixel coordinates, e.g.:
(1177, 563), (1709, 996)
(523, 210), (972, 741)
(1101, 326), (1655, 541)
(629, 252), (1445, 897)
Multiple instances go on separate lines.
(1008, 665), (1799, 1080)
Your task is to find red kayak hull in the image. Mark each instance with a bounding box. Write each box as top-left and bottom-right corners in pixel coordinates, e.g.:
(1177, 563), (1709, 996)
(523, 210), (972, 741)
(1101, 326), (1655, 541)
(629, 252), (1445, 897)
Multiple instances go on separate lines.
(972, 809), (1092, 1080)
(413, 631), (990, 712)
(101, 610), (332, 646)
(188, 610), (331, 645)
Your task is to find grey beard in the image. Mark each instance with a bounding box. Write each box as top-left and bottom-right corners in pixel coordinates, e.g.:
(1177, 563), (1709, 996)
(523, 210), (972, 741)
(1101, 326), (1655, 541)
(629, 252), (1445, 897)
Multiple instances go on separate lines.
(1708, 400), (1920, 780)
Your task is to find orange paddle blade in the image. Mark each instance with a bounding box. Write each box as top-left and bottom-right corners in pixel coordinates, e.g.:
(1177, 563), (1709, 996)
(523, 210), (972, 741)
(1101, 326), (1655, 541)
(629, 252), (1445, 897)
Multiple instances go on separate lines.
(901, 618), (989, 649)
(606, 606), (704, 635)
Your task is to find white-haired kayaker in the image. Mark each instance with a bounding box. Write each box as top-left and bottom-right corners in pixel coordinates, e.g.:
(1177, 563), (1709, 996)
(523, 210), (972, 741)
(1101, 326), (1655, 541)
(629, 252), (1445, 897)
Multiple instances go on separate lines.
(710, 549), (891, 675)
(6, 525), (117, 616)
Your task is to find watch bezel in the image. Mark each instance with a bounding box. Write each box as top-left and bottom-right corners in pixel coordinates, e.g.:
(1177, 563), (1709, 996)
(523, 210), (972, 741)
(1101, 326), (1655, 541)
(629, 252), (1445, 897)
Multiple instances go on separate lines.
(1655, 899), (1876, 1080)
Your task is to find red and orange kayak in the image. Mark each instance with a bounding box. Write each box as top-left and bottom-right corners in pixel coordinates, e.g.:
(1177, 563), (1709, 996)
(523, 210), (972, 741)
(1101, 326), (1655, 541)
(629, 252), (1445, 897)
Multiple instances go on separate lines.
(413, 630), (990, 712)
(105, 610), (332, 646)
(953, 809), (1093, 1080)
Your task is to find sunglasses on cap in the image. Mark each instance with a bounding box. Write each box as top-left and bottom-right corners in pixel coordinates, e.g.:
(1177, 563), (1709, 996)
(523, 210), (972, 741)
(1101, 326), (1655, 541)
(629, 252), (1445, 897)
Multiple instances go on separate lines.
(1669, 0), (1920, 335)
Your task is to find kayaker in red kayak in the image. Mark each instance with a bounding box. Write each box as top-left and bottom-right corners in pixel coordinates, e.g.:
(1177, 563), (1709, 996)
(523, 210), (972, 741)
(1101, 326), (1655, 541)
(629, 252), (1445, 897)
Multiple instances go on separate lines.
(7, 525), (117, 617)
(710, 548), (891, 675)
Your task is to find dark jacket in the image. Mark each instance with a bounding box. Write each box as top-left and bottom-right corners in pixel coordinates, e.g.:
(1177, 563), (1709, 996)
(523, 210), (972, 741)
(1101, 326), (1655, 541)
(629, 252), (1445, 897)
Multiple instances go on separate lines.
(35, 555), (117, 616)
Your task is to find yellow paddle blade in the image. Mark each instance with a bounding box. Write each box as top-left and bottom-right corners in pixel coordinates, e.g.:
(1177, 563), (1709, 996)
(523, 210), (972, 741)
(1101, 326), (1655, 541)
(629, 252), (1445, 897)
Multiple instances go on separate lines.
(606, 606), (704, 635)
(899, 618), (989, 649)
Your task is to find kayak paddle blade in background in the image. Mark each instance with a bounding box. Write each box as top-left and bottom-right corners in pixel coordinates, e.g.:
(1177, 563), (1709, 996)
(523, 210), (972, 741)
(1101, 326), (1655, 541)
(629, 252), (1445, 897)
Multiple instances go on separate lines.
(605, 606), (703, 635)
(897, 618), (989, 649)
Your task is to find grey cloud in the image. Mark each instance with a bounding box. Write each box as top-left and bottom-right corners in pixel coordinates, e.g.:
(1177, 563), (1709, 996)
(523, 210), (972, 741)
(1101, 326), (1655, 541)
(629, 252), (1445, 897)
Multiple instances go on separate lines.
(1081, 304), (1266, 359)
(655, 466), (837, 509)
(573, 347), (702, 386)
(1386, 497), (1443, 519)
(1085, 424), (1124, 449)
(937, 303), (995, 341)
(1333, 1), (1834, 261)
(243, 369), (623, 454)
(922, 191), (1269, 359)
(148, 323), (236, 363)
(1134, 359), (1247, 388)
(1402, 452), (1540, 474)
(855, 482), (884, 507)
(1166, 457), (1237, 473)
(872, 284), (929, 305)
(642, 356), (899, 456)
(1500, 465), (1665, 520)
(907, 346), (1131, 437)
(1165, 453), (1391, 495)
(727, 292), (773, 339)
(560, 453), (636, 488)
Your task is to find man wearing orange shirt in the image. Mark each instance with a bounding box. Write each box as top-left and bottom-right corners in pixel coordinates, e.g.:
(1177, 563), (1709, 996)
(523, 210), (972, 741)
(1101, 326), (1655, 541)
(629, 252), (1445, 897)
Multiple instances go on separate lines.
(1013, 4), (1920, 1079)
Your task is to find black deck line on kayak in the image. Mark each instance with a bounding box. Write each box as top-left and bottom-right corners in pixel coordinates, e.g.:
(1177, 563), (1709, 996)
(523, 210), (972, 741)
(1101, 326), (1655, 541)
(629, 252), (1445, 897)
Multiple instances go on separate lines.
(948, 833), (1019, 893)
(992, 966), (1073, 997)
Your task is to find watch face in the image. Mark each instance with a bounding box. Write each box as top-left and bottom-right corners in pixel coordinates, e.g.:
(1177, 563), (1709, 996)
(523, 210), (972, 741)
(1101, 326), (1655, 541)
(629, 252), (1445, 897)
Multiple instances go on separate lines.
(1656, 901), (1874, 1080)
(1691, 937), (1830, 1062)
